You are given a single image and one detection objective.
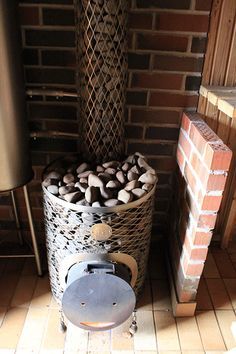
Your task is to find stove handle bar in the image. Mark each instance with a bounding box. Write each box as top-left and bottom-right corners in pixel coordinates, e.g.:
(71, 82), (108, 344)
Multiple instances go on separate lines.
(59, 252), (138, 289)
(86, 262), (115, 274)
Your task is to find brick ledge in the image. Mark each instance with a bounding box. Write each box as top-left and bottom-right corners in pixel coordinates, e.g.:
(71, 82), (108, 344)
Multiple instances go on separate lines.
(165, 250), (197, 317)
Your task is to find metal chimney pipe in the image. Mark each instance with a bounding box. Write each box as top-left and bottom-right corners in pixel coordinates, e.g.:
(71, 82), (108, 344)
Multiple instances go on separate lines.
(75, 0), (128, 163)
(0, 0), (33, 192)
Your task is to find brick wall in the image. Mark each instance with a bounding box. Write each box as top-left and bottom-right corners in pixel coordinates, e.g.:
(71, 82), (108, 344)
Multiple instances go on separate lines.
(0, 0), (212, 240)
(171, 112), (232, 303)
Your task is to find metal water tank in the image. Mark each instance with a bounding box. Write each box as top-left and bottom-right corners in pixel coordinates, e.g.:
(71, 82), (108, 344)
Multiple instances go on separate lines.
(0, 0), (33, 192)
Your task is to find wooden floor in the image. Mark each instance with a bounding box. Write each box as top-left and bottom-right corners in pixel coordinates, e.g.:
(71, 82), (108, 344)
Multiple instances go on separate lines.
(0, 242), (236, 354)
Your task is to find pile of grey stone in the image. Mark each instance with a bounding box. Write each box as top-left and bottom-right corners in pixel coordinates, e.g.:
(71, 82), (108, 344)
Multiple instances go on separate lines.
(42, 153), (157, 207)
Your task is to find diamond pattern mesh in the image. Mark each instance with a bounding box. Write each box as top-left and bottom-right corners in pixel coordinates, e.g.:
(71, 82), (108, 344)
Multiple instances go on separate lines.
(43, 187), (154, 304)
(74, 0), (128, 162)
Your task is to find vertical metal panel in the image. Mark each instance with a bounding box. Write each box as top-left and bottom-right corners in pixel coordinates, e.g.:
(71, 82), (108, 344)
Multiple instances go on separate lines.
(0, 0), (33, 191)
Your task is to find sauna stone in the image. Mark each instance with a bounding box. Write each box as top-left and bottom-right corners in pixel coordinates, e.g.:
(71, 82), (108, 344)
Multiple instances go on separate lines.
(132, 188), (146, 199)
(116, 170), (126, 184)
(59, 185), (76, 196)
(138, 172), (157, 184)
(88, 174), (104, 188)
(63, 173), (75, 184)
(47, 185), (59, 195)
(76, 162), (90, 174)
(85, 186), (99, 204)
(124, 180), (140, 191)
(44, 153), (158, 207)
(118, 189), (133, 204)
(104, 199), (119, 207)
(64, 191), (82, 203)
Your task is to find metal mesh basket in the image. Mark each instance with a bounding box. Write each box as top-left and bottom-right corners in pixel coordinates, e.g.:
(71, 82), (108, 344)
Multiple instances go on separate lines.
(43, 184), (155, 304)
(74, 0), (128, 162)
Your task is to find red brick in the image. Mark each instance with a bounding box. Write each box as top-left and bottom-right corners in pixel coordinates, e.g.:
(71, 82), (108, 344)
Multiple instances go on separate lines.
(185, 188), (199, 218)
(18, 207), (44, 221)
(125, 124), (143, 139)
(170, 234), (182, 271)
(191, 37), (207, 53)
(184, 164), (198, 195)
(137, 33), (189, 52)
(178, 200), (189, 239)
(26, 68), (75, 85)
(184, 234), (208, 261)
(45, 120), (78, 133)
(197, 213), (217, 229)
(175, 266), (200, 301)
(194, 122), (219, 143)
(19, 6), (39, 25)
(155, 199), (169, 212)
(186, 76), (202, 91)
(178, 290), (197, 302)
(175, 169), (187, 200)
(130, 108), (181, 125)
(34, 166), (44, 180)
(128, 142), (174, 156)
(181, 112), (192, 134)
(204, 143), (232, 171)
(189, 228), (213, 246)
(149, 92), (198, 108)
(156, 186), (172, 197)
(178, 130), (191, 159)
(181, 111), (204, 135)
(31, 152), (47, 167)
(128, 32), (133, 49)
(0, 207), (12, 219)
(146, 126), (179, 140)
(194, 231), (212, 246)
(25, 29), (75, 47)
(206, 174), (227, 191)
(182, 254), (204, 276)
(132, 73), (183, 90)
(198, 192), (222, 211)
(176, 146), (185, 172)
(195, 0), (212, 11)
(28, 103), (77, 121)
(182, 111), (203, 123)
(128, 53), (150, 70)
(189, 151), (209, 187)
(23, 48), (39, 65)
(153, 55), (204, 73)
(148, 157), (177, 171)
(178, 199), (189, 243)
(43, 8), (74, 26)
(155, 13), (209, 32)
(136, 0), (191, 10)
(188, 119), (219, 156)
(126, 91), (147, 105)
(129, 12), (153, 30)
(42, 50), (75, 67)
(189, 123), (215, 155)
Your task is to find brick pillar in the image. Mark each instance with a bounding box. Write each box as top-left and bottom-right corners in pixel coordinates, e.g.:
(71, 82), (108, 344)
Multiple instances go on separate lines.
(169, 111), (232, 315)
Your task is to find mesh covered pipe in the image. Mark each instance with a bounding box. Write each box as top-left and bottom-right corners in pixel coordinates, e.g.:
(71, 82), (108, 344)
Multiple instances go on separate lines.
(74, 0), (128, 163)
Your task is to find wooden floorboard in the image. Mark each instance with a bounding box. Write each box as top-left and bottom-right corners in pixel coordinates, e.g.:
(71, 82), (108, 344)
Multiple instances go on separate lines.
(0, 246), (235, 353)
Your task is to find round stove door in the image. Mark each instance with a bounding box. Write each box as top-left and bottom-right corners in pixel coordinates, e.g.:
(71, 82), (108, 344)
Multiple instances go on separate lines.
(62, 272), (136, 331)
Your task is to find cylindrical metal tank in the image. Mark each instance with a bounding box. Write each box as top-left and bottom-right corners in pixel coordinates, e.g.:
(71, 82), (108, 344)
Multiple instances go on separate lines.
(0, 0), (33, 192)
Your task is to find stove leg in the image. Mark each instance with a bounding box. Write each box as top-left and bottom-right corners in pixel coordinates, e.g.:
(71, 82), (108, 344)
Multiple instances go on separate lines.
(59, 309), (67, 333)
(10, 190), (23, 245)
(129, 310), (138, 336)
(23, 185), (42, 276)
